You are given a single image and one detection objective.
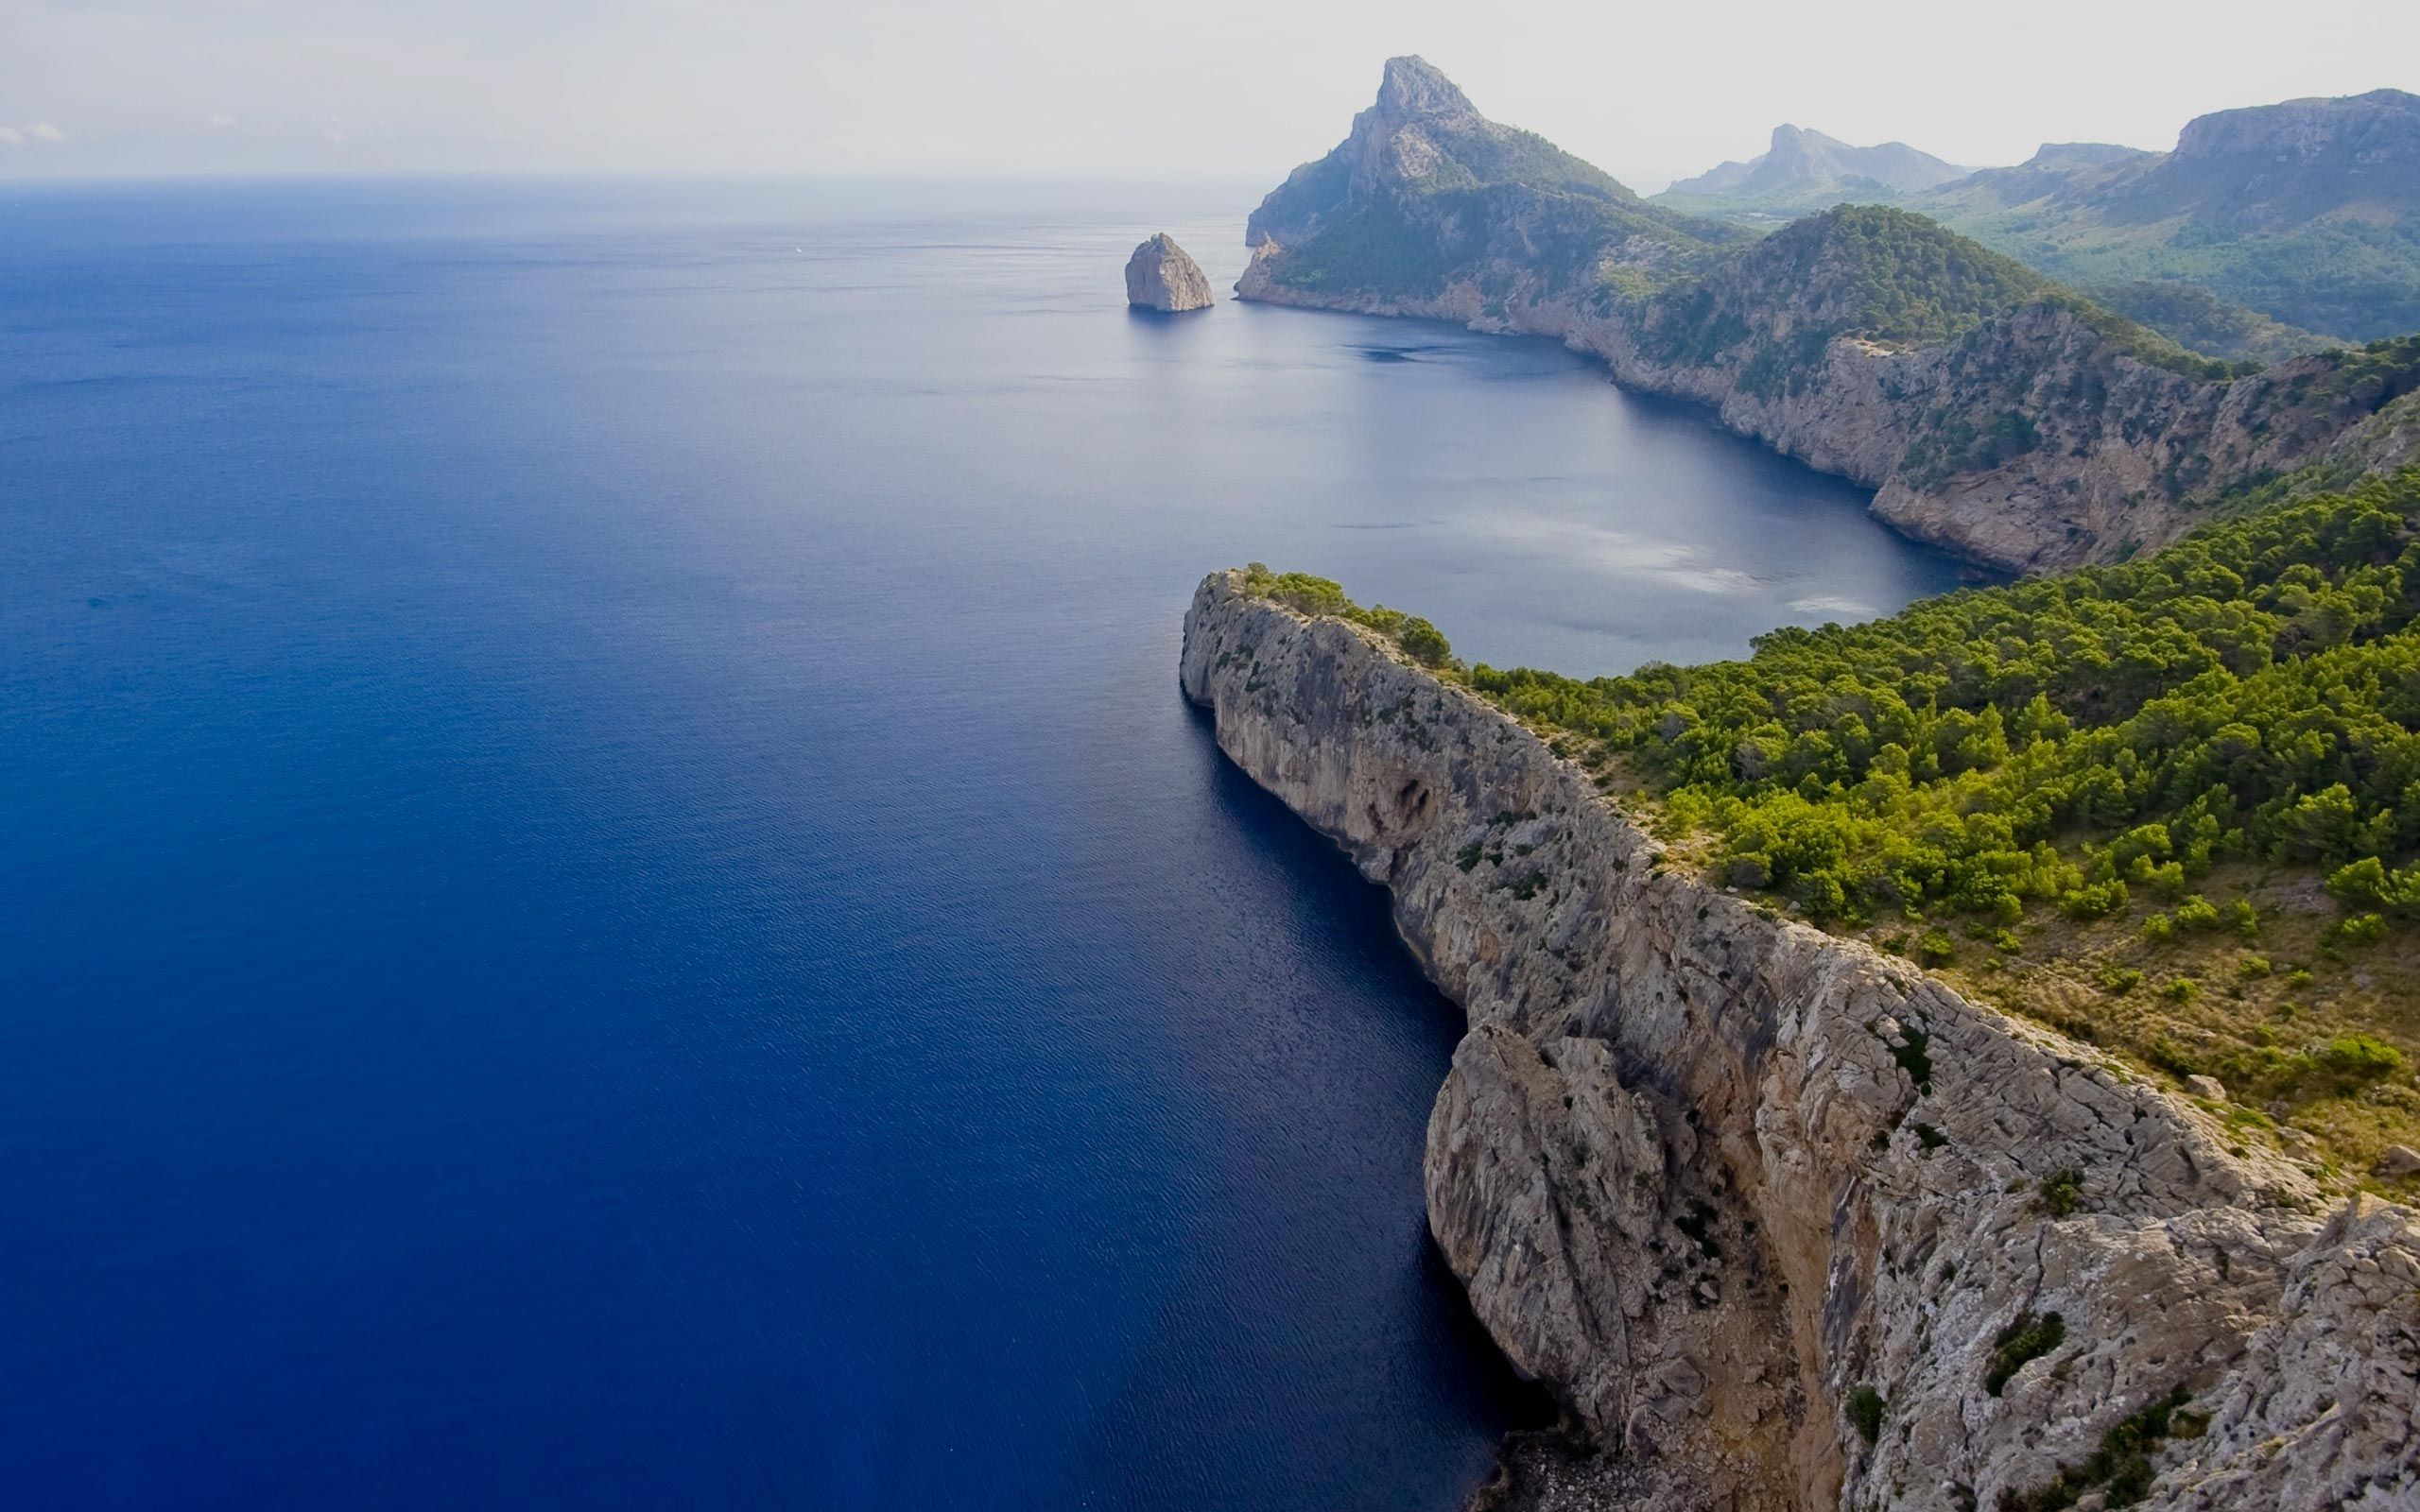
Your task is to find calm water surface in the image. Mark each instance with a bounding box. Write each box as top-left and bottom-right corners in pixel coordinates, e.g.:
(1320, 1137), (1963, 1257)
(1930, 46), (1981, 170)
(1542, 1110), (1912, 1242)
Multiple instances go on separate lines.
(0, 179), (1962, 1509)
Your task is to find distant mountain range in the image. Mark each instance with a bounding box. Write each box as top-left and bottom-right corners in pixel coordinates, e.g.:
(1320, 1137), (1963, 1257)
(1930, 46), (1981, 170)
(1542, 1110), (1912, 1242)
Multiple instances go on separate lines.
(1911, 91), (2420, 344)
(1650, 89), (2420, 354)
(1236, 58), (2420, 573)
(1656, 125), (1970, 215)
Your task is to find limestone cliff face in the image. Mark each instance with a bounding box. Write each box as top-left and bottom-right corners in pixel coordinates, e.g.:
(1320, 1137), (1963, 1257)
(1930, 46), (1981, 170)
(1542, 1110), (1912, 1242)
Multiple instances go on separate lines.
(1182, 570), (2420, 1512)
(1125, 232), (1214, 313)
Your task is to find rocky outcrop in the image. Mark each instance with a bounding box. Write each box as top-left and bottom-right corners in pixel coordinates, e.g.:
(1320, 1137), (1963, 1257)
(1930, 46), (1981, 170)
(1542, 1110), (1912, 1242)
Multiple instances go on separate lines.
(1236, 61), (2420, 573)
(1125, 232), (1214, 312)
(1182, 570), (2420, 1512)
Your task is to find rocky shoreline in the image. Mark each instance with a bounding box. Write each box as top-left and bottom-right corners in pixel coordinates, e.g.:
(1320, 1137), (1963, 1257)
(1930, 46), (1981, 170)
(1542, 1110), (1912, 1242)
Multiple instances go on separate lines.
(1236, 249), (2412, 576)
(1232, 58), (2420, 576)
(1181, 569), (2419, 1511)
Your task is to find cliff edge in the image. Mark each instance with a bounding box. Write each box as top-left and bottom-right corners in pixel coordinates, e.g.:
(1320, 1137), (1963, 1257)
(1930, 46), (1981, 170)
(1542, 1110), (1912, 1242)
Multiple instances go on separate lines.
(1182, 569), (2419, 1511)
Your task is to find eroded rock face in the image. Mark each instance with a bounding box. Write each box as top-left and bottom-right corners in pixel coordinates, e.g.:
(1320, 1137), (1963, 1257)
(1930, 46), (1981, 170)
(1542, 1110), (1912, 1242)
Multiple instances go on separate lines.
(1181, 571), (2420, 1511)
(1124, 233), (1214, 312)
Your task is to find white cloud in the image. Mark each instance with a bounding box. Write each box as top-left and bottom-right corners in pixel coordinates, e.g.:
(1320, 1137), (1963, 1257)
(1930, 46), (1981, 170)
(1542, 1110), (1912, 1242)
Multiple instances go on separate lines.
(28, 121), (65, 143)
(207, 112), (237, 128)
(0, 127), (23, 147)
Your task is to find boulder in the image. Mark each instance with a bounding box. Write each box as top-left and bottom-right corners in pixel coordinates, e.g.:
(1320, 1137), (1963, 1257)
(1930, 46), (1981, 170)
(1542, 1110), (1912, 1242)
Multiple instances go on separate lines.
(1124, 233), (1213, 312)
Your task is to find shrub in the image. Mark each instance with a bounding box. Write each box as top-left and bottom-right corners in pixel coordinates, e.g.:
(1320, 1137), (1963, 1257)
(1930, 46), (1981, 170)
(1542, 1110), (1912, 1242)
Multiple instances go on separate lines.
(2334, 912), (2390, 946)
(2060, 881), (2130, 920)
(2172, 895), (2222, 932)
(2317, 1032), (2404, 1085)
(2037, 1168), (2086, 1217)
(1986, 1310), (2067, 1395)
(2000, 1385), (2201, 1512)
(1845, 1384), (1886, 1446)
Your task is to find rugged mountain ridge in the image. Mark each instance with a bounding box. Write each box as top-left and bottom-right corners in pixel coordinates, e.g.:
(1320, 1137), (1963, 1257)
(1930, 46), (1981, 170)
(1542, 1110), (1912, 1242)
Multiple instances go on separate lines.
(1182, 569), (2420, 1512)
(1906, 90), (2420, 341)
(1244, 57), (1743, 299)
(1237, 60), (2420, 573)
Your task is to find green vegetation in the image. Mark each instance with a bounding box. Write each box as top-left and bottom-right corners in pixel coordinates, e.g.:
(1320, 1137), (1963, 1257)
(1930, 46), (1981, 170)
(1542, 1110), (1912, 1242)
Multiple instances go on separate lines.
(1466, 472), (2420, 931)
(1999, 1385), (2206, 1511)
(1268, 181), (1735, 301)
(1844, 1384), (1887, 1446)
(2086, 280), (2333, 365)
(1404, 122), (1632, 202)
(1450, 472), (2420, 1174)
(2035, 1169), (2086, 1217)
(1633, 207), (2238, 384)
(1270, 197), (1473, 298)
(1237, 564), (1452, 668)
(1925, 203), (2420, 346)
(1234, 470), (2420, 1178)
(1253, 77), (1740, 304)
(1985, 1311), (2066, 1396)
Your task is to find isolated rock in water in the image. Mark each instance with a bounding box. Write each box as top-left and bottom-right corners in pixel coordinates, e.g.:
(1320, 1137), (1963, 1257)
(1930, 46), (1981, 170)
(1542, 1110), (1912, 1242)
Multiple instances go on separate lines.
(1125, 233), (1213, 312)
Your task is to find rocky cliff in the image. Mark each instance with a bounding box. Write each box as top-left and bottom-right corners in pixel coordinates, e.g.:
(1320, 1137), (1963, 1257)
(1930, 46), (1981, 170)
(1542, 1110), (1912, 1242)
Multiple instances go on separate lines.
(1125, 232), (1214, 312)
(1182, 569), (2420, 1512)
(1237, 60), (2420, 573)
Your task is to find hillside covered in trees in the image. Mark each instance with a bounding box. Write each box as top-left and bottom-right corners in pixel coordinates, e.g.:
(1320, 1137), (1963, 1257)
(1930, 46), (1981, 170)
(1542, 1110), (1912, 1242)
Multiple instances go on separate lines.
(1245, 470), (2420, 1186)
(1239, 60), (2420, 575)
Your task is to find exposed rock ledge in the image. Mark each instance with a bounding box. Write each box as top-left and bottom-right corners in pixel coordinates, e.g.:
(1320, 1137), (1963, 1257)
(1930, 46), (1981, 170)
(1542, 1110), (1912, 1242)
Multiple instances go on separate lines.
(1181, 569), (2420, 1511)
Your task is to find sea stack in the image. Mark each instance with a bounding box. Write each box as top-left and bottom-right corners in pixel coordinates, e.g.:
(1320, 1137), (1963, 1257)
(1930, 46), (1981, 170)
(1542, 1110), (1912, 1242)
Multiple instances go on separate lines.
(1124, 233), (1214, 312)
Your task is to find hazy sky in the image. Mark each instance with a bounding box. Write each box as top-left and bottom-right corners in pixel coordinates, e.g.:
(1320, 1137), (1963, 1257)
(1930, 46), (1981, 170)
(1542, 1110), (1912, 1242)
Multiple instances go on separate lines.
(4, 0), (2412, 189)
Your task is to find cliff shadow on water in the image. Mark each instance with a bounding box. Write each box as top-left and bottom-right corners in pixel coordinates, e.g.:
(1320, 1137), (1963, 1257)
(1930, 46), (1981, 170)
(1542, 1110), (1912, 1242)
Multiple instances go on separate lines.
(1051, 695), (1556, 1510)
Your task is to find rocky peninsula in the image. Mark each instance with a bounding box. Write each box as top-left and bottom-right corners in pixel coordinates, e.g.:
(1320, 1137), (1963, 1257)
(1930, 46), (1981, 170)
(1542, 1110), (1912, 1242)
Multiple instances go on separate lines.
(1182, 569), (2419, 1511)
(1126, 232), (1214, 312)
(1235, 58), (2420, 574)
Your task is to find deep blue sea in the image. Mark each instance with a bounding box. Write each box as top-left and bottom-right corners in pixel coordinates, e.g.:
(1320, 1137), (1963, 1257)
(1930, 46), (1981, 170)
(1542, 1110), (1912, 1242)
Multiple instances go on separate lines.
(0, 178), (1963, 1509)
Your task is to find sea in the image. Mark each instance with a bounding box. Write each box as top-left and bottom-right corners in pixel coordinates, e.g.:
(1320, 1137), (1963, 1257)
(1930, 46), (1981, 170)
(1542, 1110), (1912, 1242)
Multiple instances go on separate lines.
(0, 177), (1965, 1509)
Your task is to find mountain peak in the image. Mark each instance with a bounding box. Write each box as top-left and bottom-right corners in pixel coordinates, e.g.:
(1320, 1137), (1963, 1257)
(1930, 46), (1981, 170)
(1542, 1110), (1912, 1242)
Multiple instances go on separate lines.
(1661, 126), (1967, 204)
(1375, 56), (1475, 120)
(1244, 57), (1638, 249)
